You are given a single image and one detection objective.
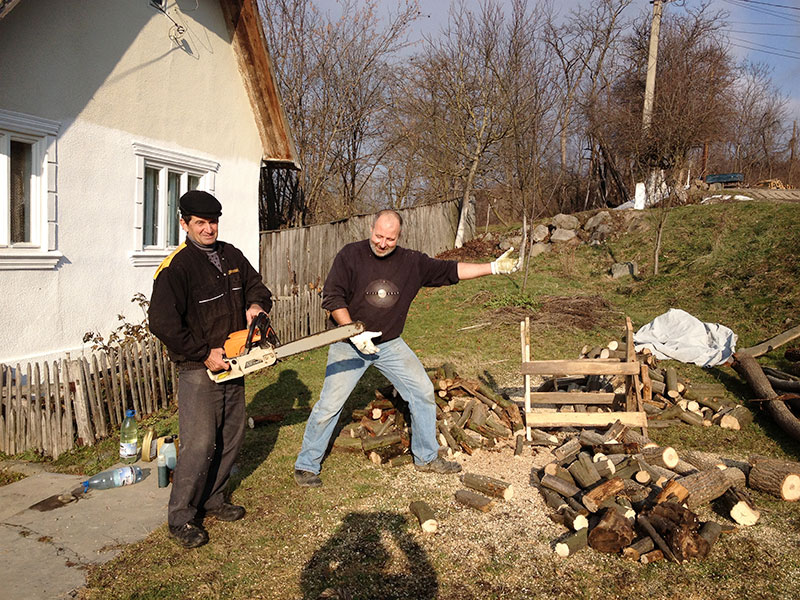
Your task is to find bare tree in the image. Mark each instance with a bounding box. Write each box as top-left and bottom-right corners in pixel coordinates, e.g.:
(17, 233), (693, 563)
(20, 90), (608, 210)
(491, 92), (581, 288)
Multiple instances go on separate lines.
(259, 0), (419, 224)
(397, 0), (512, 247)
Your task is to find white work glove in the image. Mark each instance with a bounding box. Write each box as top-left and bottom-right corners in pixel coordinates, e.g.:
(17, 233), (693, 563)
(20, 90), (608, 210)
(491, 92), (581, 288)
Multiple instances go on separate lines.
(490, 247), (520, 275)
(350, 330), (382, 355)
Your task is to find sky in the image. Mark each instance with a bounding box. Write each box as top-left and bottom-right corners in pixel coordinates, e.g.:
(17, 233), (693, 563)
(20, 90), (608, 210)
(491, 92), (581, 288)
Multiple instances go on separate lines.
(403, 0), (800, 119)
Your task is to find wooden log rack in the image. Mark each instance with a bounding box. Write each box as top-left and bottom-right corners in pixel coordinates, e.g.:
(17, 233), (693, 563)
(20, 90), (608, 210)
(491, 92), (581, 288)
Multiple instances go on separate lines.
(521, 316), (648, 437)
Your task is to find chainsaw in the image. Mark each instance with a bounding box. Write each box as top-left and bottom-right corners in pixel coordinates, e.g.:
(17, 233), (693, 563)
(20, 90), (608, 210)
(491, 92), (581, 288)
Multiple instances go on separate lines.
(207, 313), (364, 383)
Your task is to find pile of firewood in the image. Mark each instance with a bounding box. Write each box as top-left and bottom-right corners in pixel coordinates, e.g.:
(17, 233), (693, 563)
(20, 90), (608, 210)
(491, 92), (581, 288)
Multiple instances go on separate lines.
(532, 420), (800, 563)
(335, 364), (524, 464)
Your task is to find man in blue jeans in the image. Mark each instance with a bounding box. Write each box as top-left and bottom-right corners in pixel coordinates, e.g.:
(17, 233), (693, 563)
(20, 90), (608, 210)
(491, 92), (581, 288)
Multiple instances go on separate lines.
(294, 209), (519, 487)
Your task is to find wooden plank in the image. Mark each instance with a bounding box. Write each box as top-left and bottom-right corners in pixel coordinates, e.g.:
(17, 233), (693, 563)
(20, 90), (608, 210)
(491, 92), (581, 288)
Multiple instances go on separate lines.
(528, 392), (621, 405)
(60, 359), (75, 451)
(42, 362), (52, 456)
(83, 358), (107, 438)
(68, 359), (95, 445)
(524, 411), (648, 429)
(34, 362), (45, 453)
(15, 363), (24, 452)
(52, 361), (62, 457)
(132, 343), (147, 416)
(521, 360), (640, 376)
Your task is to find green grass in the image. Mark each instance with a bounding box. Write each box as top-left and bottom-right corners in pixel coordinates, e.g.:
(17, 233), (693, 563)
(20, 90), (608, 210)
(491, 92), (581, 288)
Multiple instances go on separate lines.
(10, 201), (800, 599)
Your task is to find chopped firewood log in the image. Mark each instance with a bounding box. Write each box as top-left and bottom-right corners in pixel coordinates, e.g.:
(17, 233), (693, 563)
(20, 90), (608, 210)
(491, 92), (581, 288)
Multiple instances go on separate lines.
(461, 473), (514, 500)
(720, 467), (747, 489)
(578, 429), (606, 447)
(554, 528), (588, 557)
(655, 479), (690, 504)
(733, 352), (800, 440)
(593, 455), (616, 479)
(455, 489), (494, 512)
(388, 454), (413, 467)
(648, 367), (665, 383)
(679, 469), (732, 510)
(665, 367), (680, 399)
(530, 428), (559, 446)
(641, 446), (679, 470)
(672, 459), (699, 476)
(514, 434), (524, 456)
(716, 487), (760, 526)
(540, 488), (568, 512)
(409, 501), (438, 533)
(361, 432), (404, 452)
(621, 479), (650, 504)
(747, 458), (800, 501)
(683, 450), (727, 472)
(582, 477), (624, 512)
(622, 537), (655, 561)
(683, 388), (724, 412)
(334, 435), (366, 451)
(368, 443), (406, 465)
(592, 443), (640, 457)
(640, 549), (665, 564)
(602, 420), (628, 443)
(728, 404), (753, 428)
(588, 506), (636, 553)
(560, 506), (589, 531)
(739, 325), (800, 358)
(636, 514), (679, 563)
(568, 452), (602, 488)
(620, 428), (653, 447)
(450, 425), (475, 455)
(543, 463), (578, 487)
(553, 437), (582, 463)
(541, 473), (581, 498)
(437, 420), (459, 452)
(698, 520), (724, 549)
(646, 503), (710, 561)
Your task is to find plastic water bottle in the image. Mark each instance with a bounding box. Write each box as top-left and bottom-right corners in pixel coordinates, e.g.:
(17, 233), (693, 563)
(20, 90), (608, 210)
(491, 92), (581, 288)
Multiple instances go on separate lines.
(82, 465), (143, 492)
(119, 409), (139, 463)
(160, 436), (177, 471)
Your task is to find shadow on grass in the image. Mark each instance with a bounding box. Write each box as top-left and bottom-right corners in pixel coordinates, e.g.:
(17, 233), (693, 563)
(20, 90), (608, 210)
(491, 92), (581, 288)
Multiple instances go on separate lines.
(230, 367), (394, 493)
(300, 511), (438, 600)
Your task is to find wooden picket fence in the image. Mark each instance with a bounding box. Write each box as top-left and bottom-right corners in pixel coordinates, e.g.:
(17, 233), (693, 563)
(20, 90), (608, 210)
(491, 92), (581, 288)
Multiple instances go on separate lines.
(0, 291), (333, 459)
(0, 337), (175, 459)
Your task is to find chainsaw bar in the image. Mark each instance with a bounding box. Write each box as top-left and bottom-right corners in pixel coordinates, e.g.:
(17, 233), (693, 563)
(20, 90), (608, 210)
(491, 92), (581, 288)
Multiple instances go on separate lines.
(208, 322), (364, 383)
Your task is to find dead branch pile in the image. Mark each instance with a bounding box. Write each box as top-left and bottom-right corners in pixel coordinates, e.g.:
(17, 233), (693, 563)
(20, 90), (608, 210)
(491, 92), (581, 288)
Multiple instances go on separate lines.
(531, 420), (800, 563)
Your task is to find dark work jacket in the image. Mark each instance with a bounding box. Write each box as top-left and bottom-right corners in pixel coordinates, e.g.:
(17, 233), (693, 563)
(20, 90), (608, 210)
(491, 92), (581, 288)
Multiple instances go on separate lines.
(149, 240), (273, 370)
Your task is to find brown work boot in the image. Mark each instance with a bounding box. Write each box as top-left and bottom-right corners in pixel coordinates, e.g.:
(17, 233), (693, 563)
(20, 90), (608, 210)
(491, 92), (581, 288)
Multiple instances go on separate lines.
(169, 521), (209, 549)
(414, 457), (462, 474)
(204, 502), (246, 522)
(294, 469), (323, 487)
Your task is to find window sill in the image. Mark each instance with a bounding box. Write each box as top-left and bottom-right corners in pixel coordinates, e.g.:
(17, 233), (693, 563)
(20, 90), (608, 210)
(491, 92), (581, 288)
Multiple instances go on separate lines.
(130, 249), (175, 268)
(0, 250), (63, 270)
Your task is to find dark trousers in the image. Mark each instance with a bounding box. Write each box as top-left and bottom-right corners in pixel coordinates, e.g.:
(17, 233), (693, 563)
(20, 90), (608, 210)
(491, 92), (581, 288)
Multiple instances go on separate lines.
(168, 368), (245, 528)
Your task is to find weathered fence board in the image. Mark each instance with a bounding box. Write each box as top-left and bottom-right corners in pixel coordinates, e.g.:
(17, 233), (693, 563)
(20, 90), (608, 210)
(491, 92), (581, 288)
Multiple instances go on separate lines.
(1, 339), (174, 459)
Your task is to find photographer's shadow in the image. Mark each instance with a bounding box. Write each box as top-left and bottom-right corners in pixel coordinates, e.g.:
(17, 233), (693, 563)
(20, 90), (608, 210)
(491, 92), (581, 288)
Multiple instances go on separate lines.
(300, 511), (438, 600)
(229, 368), (311, 492)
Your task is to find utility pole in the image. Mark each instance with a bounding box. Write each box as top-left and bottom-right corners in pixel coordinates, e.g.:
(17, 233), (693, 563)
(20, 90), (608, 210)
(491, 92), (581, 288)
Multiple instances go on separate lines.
(642, 0), (667, 131)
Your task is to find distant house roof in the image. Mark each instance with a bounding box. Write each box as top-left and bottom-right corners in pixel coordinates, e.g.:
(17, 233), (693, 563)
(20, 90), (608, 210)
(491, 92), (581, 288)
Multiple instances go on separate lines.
(1, 0), (300, 169)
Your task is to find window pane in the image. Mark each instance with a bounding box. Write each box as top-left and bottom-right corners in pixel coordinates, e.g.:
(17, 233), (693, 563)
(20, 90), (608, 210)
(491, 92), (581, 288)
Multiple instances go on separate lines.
(167, 172), (181, 246)
(10, 140), (32, 244)
(188, 175), (201, 191)
(143, 167), (159, 246)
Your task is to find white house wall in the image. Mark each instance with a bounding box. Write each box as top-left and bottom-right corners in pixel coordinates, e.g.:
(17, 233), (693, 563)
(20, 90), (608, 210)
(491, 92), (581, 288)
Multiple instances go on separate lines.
(0, 1), (264, 364)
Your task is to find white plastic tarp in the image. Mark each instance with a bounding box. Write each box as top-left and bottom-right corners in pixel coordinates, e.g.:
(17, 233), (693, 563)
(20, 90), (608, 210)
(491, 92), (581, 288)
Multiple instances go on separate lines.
(633, 308), (738, 367)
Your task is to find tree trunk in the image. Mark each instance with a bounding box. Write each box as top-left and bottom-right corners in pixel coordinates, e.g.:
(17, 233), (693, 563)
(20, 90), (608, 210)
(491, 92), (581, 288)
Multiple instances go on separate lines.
(409, 501), (438, 533)
(455, 489), (494, 512)
(678, 469), (731, 510)
(554, 528), (588, 557)
(733, 352), (800, 440)
(716, 487), (760, 525)
(748, 459), (800, 501)
(461, 473), (514, 500)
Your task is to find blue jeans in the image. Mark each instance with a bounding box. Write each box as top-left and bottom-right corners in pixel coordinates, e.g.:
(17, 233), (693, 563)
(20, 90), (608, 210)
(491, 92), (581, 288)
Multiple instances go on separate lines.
(295, 337), (439, 474)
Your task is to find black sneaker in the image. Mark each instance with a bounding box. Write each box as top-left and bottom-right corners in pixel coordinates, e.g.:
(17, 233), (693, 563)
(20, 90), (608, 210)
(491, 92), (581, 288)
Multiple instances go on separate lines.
(168, 522), (209, 549)
(414, 457), (462, 474)
(294, 469), (323, 487)
(205, 502), (246, 522)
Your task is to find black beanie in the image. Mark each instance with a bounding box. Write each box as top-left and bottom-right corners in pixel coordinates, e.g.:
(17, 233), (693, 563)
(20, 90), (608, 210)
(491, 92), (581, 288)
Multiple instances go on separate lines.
(179, 191), (222, 219)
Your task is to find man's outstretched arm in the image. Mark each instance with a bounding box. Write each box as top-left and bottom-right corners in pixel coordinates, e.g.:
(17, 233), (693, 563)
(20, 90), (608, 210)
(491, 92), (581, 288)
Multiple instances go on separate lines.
(457, 248), (519, 280)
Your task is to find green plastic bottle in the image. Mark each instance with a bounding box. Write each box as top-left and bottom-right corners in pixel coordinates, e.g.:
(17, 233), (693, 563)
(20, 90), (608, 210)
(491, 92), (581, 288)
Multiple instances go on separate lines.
(119, 409), (139, 463)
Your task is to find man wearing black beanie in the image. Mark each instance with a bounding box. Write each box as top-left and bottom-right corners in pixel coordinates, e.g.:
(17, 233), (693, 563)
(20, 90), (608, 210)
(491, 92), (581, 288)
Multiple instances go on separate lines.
(149, 190), (273, 549)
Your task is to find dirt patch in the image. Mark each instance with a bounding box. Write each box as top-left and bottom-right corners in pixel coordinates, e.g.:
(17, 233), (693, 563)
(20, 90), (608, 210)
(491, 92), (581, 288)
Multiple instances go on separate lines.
(486, 295), (621, 331)
(437, 237), (500, 261)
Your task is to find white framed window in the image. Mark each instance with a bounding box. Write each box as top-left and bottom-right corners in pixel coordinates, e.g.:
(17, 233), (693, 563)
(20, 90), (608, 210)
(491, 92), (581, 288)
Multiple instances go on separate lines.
(131, 143), (219, 267)
(0, 109), (61, 270)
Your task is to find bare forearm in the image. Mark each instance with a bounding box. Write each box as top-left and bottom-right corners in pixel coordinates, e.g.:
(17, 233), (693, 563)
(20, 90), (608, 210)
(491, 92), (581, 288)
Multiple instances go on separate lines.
(457, 262), (493, 280)
(330, 307), (353, 325)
